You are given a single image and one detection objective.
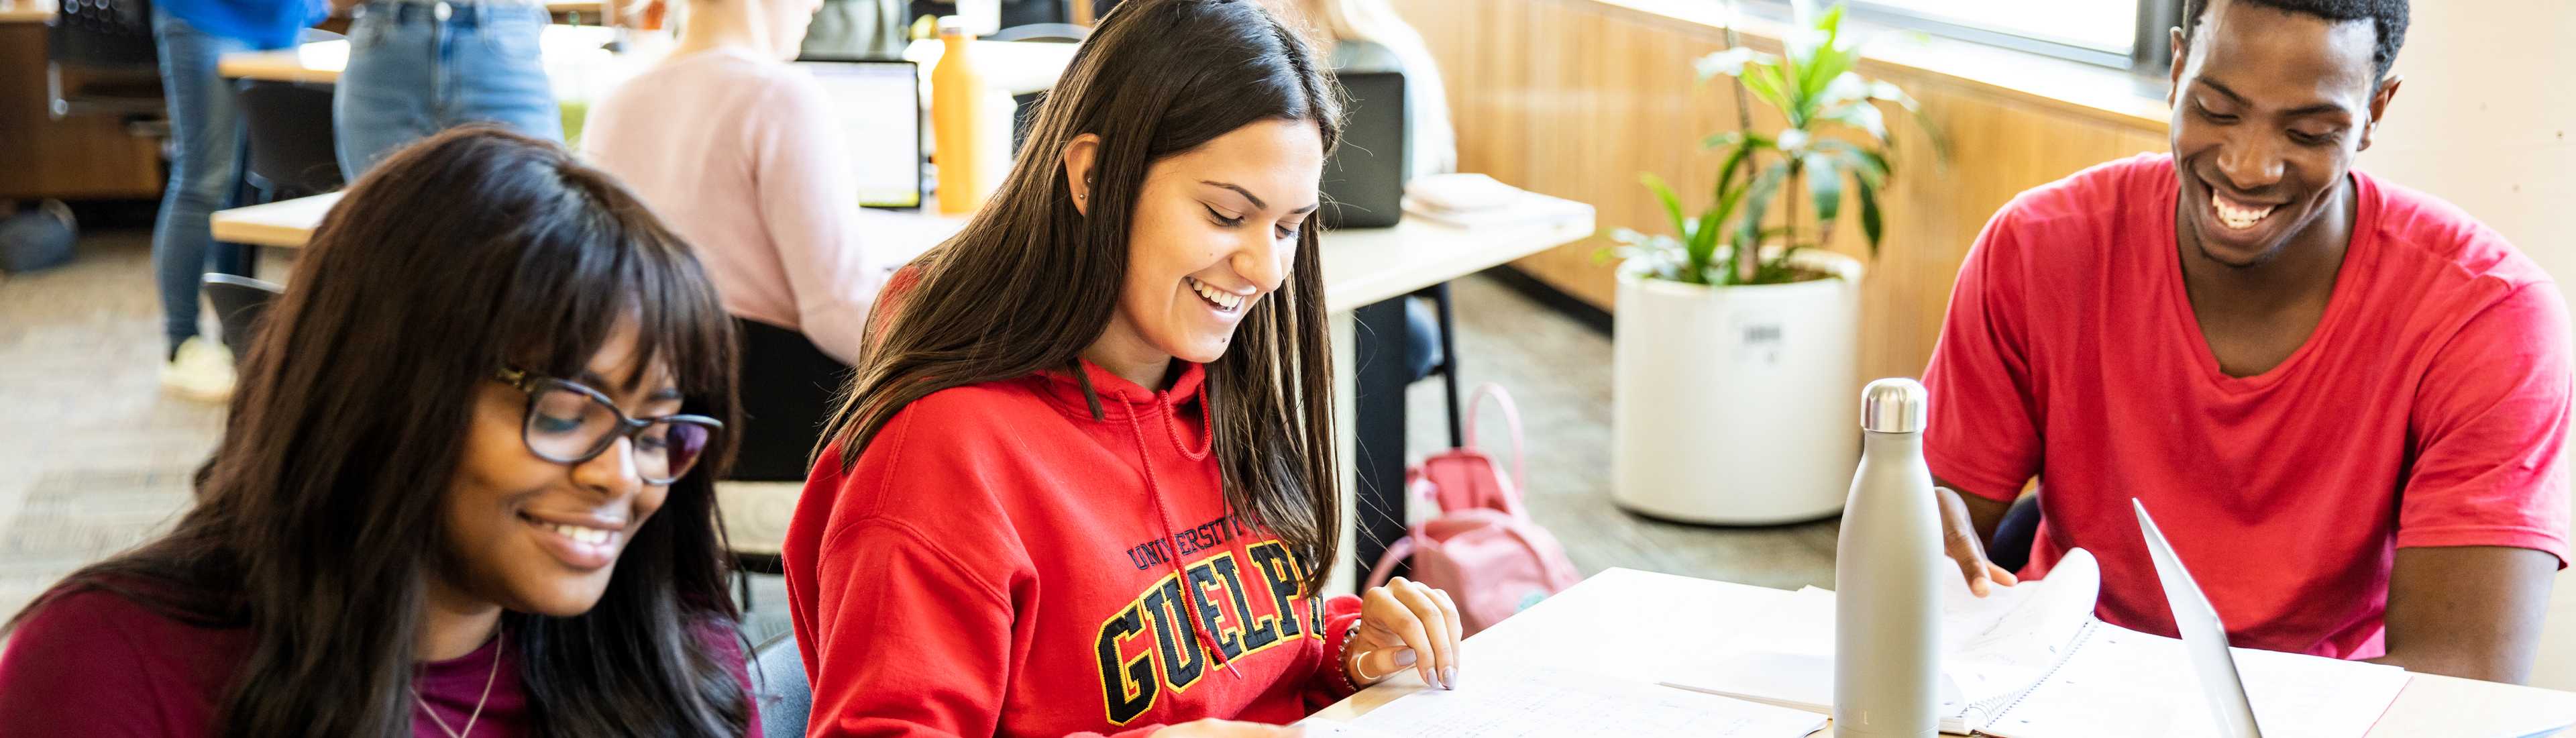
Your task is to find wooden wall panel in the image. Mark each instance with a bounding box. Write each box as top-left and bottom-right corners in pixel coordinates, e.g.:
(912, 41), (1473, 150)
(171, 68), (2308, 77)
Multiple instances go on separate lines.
(1387, 0), (2172, 381)
(0, 21), (164, 201)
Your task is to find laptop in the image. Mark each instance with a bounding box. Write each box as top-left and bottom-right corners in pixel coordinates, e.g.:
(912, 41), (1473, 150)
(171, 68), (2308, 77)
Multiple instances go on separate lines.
(1319, 71), (1408, 229)
(2133, 498), (2266, 738)
(792, 56), (926, 209)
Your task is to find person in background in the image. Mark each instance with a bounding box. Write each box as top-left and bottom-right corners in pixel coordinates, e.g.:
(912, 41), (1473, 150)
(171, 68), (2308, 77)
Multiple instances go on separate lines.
(0, 127), (761, 736)
(146, 0), (325, 401)
(1267, 0), (1456, 382)
(585, 0), (942, 479)
(1925, 0), (2567, 683)
(331, 0), (560, 178)
(783, 1), (1464, 736)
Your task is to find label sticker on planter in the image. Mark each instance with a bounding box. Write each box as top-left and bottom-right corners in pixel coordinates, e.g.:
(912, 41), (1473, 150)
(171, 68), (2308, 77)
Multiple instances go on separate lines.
(1737, 314), (1786, 366)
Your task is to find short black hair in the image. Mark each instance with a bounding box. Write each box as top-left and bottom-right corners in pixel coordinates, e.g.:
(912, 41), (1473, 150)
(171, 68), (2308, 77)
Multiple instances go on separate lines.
(2182, 0), (2409, 81)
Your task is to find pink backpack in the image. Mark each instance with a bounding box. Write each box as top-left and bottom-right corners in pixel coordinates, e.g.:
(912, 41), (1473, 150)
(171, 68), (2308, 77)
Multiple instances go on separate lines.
(1367, 384), (1582, 635)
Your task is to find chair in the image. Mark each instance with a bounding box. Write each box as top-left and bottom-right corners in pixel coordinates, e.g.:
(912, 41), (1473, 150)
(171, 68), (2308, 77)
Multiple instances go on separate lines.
(203, 273), (283, 358)
(47, 0), (166, 124)
(235, 78), (345, 199)
(729, 317), (851, 481)
(749, 630), (812, 738)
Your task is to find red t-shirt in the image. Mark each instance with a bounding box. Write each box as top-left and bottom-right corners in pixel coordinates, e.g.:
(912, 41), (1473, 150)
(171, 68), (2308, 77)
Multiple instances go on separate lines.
(0, 588), (759, 737)
(1923, 153), (2573, 660)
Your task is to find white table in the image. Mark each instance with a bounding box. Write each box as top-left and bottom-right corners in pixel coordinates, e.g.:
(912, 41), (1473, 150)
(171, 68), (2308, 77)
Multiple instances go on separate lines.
(1313, 568), (2576, 737)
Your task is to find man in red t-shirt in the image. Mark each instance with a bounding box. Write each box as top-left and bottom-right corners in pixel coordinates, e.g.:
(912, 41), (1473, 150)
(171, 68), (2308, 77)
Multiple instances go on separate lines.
(1923, 0), (2569, 683)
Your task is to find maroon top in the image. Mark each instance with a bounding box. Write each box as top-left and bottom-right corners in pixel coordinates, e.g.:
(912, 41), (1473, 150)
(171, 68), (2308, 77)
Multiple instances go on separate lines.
(0, 588), (761, 737)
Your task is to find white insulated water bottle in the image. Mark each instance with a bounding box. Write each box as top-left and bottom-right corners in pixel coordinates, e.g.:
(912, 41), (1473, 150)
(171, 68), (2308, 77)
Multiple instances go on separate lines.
(1834, 378), (1942, 737)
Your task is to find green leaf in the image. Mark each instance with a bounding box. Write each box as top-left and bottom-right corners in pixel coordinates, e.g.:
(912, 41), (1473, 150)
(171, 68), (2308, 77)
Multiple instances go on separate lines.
(1815, 138), (1888, 187)
(1856, 176), (1884, 258)
(1713, 137), (1761, 210)
(1804, 150), (1843, 235)
(1734, 160), (1792, 256)
(1641, 172), (1690, 242)
(1741, 64), (1794, 117)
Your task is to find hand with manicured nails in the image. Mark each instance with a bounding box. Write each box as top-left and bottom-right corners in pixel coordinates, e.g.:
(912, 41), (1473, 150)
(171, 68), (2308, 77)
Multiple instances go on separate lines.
(1345, 576), (1466, 690)
(1936, 486), (2019, 597)
(1152, 719), (1305, 737)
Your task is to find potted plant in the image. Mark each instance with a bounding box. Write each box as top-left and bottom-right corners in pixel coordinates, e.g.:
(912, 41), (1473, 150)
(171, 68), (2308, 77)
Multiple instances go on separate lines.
(1608, 0), (1927, 525)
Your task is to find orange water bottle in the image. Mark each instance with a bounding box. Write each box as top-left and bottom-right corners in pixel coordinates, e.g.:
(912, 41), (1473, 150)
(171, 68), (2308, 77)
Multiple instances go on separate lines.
(931, 17), (991, 215)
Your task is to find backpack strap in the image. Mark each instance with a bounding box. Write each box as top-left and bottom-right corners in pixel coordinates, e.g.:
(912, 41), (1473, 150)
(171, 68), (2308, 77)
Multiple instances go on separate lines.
(1364, 534), (1420, 590)
(1463, 384), (1528, 513)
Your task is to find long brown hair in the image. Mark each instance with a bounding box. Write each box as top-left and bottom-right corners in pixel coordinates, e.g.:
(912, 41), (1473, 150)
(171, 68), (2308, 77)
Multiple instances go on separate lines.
(9, 126), (751, 737)
(822, 0), (1345, 592)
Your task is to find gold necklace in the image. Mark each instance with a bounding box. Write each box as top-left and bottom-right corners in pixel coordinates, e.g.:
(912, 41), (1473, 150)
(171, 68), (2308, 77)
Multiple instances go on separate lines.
(413, 622), (504, 738)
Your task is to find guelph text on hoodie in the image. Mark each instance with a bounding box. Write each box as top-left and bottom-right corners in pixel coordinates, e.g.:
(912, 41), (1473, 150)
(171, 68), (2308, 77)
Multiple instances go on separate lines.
(784, 360), (1365, 737)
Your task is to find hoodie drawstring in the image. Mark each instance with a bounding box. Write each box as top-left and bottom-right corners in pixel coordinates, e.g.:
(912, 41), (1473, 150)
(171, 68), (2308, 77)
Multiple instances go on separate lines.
(1121, 391), (1244, 680)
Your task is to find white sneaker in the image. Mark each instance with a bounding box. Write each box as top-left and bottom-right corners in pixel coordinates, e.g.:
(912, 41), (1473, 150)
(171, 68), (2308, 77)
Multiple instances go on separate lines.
(160, 336), (237, 403)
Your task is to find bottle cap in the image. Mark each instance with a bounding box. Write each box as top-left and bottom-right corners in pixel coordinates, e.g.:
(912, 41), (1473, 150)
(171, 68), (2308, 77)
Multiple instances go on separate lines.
(1861, 378), (1927, 433)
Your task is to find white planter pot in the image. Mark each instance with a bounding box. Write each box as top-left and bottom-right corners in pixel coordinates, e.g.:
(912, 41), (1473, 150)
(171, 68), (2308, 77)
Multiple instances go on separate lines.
(1611, 253), (1864, 525)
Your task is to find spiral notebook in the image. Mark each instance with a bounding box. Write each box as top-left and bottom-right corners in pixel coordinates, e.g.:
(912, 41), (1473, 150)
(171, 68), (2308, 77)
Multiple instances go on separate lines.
(1658, 548), (2411, 737)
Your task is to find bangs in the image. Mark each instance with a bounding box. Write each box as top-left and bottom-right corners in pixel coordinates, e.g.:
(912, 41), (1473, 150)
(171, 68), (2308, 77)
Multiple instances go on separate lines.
(487, 192), (735, 403)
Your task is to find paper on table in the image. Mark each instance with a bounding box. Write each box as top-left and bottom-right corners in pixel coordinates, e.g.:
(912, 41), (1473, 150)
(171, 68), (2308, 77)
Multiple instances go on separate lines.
(1296, 719), (1408, 738)
(1978, 622), (2410, 738)
(1347, 662), (1826, 738)
(1660, 551), (2102, 731)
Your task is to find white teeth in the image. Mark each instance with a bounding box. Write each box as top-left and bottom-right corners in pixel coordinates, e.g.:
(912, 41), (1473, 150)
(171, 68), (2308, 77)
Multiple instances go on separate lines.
(2212, 193), (2275, 230)
(1189, 278), (1243, 311)
(545, 522), (614, 546)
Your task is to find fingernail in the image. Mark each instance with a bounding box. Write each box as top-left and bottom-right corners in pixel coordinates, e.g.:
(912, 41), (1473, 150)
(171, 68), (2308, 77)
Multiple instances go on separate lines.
(1393, 649), (1417, 666)
(1440, 666), (1457, 690)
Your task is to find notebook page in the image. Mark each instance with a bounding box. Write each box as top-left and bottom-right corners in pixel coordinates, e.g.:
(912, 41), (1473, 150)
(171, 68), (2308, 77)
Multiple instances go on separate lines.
(1984, 623), (2408, 738)
(1658, 550), (2103, 732)
(1348, 663), (1827, 738)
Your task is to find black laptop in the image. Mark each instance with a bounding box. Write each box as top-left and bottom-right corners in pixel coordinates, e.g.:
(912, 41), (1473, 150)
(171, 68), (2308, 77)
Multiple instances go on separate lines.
(1320, 71), (1409, 229)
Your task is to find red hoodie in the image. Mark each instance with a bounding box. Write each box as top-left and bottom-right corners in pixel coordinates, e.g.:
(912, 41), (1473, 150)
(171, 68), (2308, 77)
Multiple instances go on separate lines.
(784, 360), (1365, 737)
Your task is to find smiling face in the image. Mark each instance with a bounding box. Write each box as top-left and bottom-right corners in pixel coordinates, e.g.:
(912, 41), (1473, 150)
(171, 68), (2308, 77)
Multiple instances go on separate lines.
(2167, 0), (2399, 268)
(1071, 118), (1326, 383)
(439, 319), (682, 617)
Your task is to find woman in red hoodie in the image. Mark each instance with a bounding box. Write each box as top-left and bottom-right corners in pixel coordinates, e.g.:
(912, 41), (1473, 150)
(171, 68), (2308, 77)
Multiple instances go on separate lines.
(782, 1), (1463, 736)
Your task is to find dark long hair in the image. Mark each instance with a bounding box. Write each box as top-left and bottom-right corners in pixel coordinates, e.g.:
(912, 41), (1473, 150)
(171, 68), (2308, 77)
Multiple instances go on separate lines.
(821, 0), (1345, 592)
(7, 127), (751, 737)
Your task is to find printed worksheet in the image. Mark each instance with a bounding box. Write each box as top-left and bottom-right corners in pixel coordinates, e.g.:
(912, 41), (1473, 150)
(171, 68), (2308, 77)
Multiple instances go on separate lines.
(1346, 663), (1825, 737)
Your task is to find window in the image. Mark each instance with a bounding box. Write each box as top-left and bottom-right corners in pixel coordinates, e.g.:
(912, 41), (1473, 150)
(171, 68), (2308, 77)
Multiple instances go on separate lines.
(1823, 0), (2186, 71)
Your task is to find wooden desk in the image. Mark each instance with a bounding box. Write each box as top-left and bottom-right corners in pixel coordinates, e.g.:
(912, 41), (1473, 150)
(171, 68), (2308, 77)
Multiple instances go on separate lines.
(209, 192), (339, 248)
(1311, 568), (2576, 737)
(0, 0), (53, 23)
(1, 0), (163, 201)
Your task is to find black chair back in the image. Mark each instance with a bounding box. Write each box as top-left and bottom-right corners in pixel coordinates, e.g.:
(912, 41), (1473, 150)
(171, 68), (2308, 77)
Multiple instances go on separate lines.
(730, 317), (850, 481)
(203, 273), (283, 357)
(237, 79), (345, 197)
(749, 631), (812, 738)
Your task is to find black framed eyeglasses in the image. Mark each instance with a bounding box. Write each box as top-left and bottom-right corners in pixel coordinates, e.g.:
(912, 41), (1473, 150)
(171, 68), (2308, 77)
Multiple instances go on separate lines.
(495, 367), (722, 484)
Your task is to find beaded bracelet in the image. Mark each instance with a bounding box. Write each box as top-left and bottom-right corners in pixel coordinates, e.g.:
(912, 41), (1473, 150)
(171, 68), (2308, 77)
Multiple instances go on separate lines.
(1334, 621), (1365, 693)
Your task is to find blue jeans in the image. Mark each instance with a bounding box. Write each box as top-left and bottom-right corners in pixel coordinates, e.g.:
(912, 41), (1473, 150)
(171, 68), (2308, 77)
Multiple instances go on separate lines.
(151, 7), (280, 354)
(333, 0), (559, 178)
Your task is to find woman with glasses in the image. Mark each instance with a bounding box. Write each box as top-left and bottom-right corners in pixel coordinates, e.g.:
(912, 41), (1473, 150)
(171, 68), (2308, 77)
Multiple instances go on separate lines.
(0, 126), (761, 737)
